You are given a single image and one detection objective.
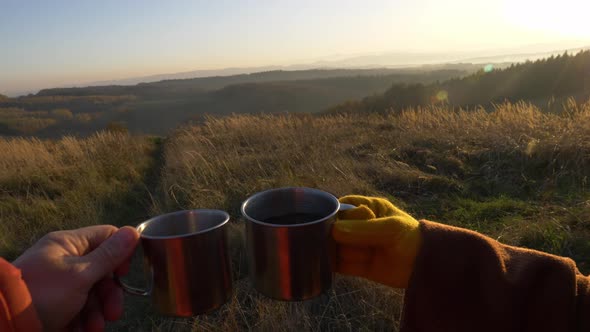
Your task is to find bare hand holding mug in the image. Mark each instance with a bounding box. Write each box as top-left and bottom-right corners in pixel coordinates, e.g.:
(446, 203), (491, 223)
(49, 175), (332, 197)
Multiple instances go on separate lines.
(13, 225), (139, 331)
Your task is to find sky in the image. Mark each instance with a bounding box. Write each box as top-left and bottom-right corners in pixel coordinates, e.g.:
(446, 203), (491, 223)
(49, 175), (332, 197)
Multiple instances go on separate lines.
(1, 0), (589, 96)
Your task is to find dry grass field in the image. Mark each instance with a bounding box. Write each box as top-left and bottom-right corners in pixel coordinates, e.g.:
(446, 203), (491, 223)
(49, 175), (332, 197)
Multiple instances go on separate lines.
(0, 132), (156, 259)
(1, 100), (590, 331)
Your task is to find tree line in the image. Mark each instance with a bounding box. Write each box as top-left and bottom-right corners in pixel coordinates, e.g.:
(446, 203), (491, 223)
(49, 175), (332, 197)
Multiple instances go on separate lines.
(327, 50), (590, 113)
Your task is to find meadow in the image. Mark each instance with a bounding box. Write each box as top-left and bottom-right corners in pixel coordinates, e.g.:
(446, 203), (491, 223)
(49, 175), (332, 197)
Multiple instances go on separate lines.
(1, 100), (590, 331)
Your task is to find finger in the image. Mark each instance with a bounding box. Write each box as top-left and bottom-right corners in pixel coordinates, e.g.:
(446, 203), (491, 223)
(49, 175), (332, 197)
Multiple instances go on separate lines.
(115, 255), (132, 277)
(332, 216), (412, 245)
(336, 245), (374, 265)
(83, 289), (105, 332)
(79, 227), (140, 284)
(338, 204), (376, 220)
(65, 225), (119, 255)
(97, 277), (124, 321)
(340, 195), (409, 218)
(340, 195), (393, 217)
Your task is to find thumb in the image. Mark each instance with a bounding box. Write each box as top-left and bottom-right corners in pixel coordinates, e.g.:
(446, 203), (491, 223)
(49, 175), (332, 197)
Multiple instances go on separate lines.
(338, 204), (376, 220)
(333, 216), (418, 246)
(80, 227), (139, 284)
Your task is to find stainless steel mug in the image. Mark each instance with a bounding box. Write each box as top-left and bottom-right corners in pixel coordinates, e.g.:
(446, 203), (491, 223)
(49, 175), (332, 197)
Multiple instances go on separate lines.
(116, 209), (233, 316)
(241, 187), (354, 301)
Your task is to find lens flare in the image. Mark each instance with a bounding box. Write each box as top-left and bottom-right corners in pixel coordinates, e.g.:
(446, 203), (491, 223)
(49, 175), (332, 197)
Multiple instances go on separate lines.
(484, 64), (494, 73)
(436, 90), (448, 102)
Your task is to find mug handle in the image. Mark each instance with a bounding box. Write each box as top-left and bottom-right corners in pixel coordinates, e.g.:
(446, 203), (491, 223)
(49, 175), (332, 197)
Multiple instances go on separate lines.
(114, 250), (151, 297)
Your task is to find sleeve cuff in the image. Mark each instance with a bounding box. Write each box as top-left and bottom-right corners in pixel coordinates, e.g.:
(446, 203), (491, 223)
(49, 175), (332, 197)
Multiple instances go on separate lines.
(0, 258), (42, 331)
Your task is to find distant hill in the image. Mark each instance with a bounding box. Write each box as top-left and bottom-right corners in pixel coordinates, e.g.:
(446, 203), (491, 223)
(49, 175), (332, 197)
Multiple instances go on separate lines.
(6, 48), (590, 138)
(455, 45), (590, 66)
(327, 50), (590, 113)
(4, 41), (586, 97)
(5, 48), (590, 138)
(58, 42), (588, 88)
(36, 66), (481, 98)
(1, 66), (474, 137)
(196, 70), (467, 113)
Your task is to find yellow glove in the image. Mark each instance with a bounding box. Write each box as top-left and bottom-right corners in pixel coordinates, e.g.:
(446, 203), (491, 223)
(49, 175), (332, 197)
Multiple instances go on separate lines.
(333, 195), (422, 288)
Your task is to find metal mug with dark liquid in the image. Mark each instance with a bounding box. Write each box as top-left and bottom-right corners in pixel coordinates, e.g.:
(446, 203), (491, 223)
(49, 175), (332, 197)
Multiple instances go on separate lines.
(116, 209), (233, 317)
(241, 187), (354, 301)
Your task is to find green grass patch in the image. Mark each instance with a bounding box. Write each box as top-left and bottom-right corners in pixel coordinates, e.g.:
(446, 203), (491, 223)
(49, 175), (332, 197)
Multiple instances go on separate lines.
(445, 196), (533, 225)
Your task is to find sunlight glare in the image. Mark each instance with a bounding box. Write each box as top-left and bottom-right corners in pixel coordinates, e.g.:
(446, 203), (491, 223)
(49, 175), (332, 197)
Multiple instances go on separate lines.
(503, 0), (590, 39)
(436, 90), (449, 102)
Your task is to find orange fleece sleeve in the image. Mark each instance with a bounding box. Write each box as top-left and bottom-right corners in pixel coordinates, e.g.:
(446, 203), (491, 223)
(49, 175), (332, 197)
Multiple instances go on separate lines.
(401, 220), (590, 332)
(0, 258), (42, 332)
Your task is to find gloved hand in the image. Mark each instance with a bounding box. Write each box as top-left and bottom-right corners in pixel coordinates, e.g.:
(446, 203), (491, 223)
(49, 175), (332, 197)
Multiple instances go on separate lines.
(332, 195), (422, 288)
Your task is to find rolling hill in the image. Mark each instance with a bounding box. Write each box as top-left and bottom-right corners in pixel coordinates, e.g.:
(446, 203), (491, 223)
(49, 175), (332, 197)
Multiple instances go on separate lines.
(0, 66), (475, 137)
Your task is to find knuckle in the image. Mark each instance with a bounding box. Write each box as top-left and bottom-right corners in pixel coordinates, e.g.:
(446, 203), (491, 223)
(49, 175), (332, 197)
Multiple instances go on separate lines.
(43, 230), (63, 241)
(41, 230), (69, 246)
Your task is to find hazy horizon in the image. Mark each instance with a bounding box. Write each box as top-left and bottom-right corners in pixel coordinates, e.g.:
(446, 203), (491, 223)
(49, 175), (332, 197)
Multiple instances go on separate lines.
(2, 0), (589, 96)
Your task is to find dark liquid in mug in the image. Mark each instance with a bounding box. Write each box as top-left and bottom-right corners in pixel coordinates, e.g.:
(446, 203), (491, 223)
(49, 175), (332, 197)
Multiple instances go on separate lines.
(263, 213), (326, 225)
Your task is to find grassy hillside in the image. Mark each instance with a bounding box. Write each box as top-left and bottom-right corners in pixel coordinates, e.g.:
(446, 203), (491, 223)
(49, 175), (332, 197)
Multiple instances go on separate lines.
(0, 132), (158, 259)
(161, 101), (590, 262)
(2, 101), (588, 330)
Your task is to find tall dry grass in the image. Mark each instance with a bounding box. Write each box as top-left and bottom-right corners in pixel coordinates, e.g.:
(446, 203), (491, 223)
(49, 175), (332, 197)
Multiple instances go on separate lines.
(0, 132), (155, 258)
(150, 101), (590, 331)
(1, 101), (590, 331)
(162, 100), (590, 213)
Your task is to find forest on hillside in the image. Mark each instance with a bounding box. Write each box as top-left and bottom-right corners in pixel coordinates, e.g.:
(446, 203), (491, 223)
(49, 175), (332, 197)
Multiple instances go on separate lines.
(328, 51), (590, 113)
